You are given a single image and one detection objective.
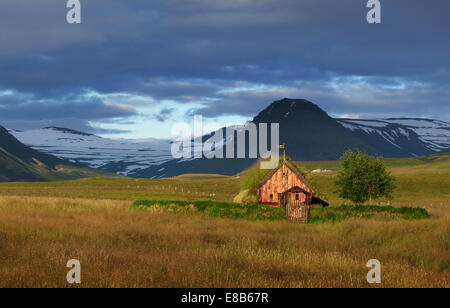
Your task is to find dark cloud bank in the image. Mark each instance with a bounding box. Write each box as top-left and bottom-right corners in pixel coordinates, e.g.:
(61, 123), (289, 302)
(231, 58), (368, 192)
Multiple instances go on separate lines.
(0, 0), (449, 134)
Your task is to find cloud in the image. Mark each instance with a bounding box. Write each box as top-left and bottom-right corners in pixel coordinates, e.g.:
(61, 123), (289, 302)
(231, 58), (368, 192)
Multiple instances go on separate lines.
(0, 95), (137, 121)
(154, 108), (175, 122)
(0, 89), (138, 133)
(0, 0), (449, 137)
(189, 77), (450, 121)
(0, 118), (132, 135)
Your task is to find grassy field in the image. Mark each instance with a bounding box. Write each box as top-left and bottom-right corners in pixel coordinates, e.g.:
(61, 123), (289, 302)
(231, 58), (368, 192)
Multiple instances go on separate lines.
(298, 152), (450, 206)
(0, 153), (449, 287)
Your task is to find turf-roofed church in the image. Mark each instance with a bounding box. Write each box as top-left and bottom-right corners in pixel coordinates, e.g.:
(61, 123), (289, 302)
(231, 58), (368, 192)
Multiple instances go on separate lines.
(257, 158), (314, 206)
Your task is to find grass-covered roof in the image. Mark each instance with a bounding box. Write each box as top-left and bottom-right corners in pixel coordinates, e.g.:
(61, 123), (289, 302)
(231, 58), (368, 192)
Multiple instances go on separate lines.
(236, 157), (328, 204)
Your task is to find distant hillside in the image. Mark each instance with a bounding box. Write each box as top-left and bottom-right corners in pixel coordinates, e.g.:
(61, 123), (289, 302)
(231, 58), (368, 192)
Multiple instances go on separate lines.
(8, 126), (173, 176)
(295, 151), (450, 172)
(7, 99), (450, 179)
(336, 118), (450, 157)
(0, 125), (112, 182)
(130, 99), (450, 178)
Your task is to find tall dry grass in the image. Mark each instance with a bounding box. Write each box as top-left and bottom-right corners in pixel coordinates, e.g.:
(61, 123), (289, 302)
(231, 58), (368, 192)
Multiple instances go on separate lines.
(0, 196), (448, 288)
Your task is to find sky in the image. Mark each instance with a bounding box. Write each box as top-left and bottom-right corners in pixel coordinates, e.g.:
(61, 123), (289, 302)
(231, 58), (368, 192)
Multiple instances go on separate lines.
(0, 0), (449, 139)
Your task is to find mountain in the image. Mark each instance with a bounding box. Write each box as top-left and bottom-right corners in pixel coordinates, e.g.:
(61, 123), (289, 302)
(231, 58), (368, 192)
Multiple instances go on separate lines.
(251, 98), (377, 160)
(8, 99), (450, 179)
(131, 99), (450, 178)
(127, 99), (379, 178)
(336, 118), (450, 156)
(0, 125), (111, 182)
(8, 127), (173, 176)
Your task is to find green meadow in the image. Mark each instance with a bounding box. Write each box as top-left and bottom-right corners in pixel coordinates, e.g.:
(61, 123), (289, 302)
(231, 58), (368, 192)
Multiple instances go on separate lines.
(130, 200), (429, 223)
(0, 153), (448, 287)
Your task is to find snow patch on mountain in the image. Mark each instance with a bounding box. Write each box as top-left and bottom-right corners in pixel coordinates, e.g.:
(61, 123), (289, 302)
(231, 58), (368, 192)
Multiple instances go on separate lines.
(9, 127), (173, 176)
(336, 118), (450, 152)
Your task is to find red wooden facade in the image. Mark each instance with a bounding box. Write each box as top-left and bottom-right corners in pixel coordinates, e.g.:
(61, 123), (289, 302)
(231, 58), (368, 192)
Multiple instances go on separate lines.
(257, 161), (313, 206)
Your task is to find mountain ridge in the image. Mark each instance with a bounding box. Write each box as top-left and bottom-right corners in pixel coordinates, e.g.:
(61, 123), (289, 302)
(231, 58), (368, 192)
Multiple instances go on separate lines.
(5, 99), (450, 179)
(127, 99), (450, 178)
(336, 117), (450, 155)
(0, 125), (112, 182)
(252, 98), (377, 161)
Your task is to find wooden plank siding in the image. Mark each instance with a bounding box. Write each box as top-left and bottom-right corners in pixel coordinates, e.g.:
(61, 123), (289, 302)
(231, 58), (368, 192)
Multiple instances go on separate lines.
(286, 202), (310, 222)
(258, 162), (313, 206)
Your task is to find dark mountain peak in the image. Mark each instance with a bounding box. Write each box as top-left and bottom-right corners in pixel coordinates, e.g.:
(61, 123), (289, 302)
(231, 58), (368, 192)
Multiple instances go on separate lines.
(0, 124), (8, 135)
(0, 126), (23, 135)
(0, 124), (108, 182)
(271, 98), (320, 110)
(43, 126), (93, 137)
(248, 98), (375, 161)
(0, 125), (19, 141)
(277, 98), (312, 104)
(253, 98), (330, 124)
(0, 125), (63, 168)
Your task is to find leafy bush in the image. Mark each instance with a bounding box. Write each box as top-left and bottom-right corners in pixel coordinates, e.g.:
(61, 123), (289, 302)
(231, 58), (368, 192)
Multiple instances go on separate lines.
(335, 151), (396, 204)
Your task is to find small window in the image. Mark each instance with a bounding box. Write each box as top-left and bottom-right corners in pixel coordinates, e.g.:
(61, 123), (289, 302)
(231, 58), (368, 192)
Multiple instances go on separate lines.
(295, 194), (300, 201)
(270, 194), (274, 201)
